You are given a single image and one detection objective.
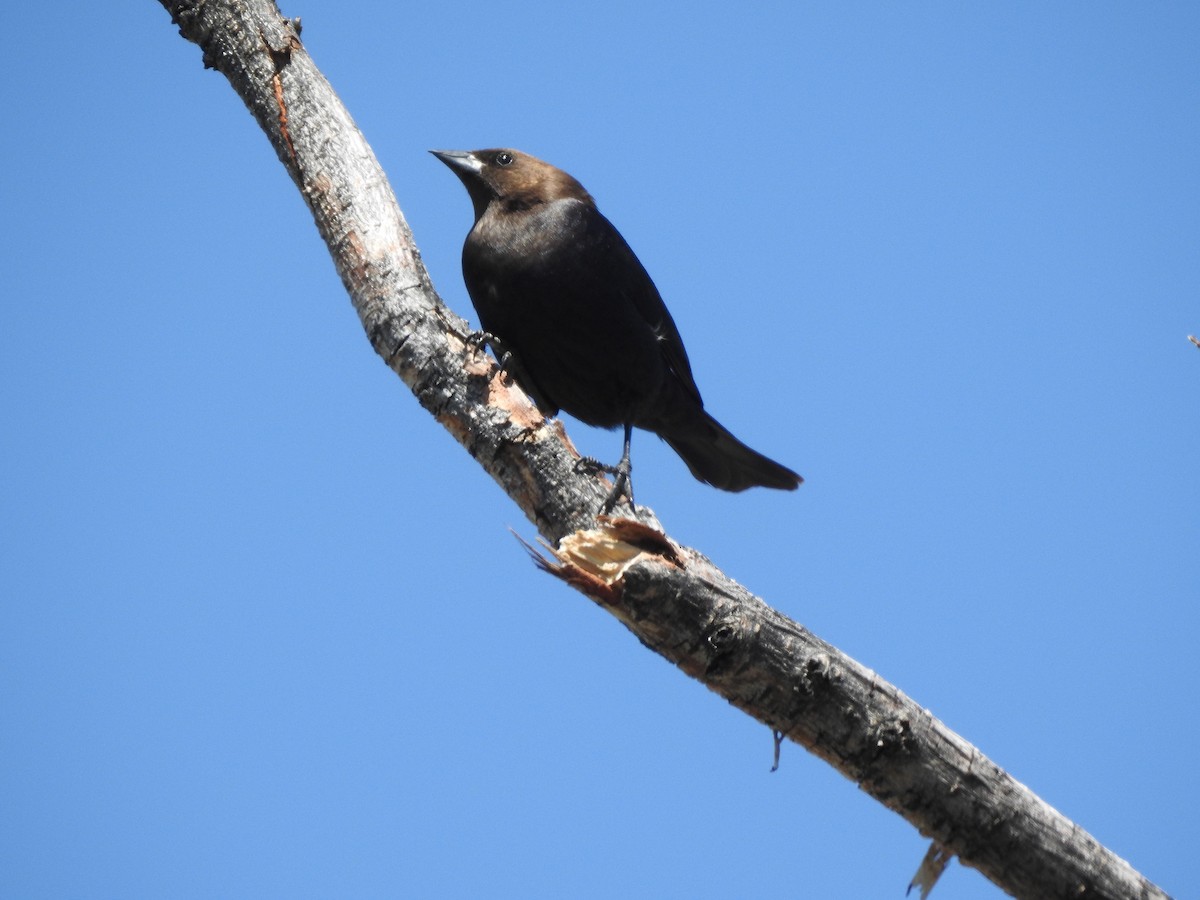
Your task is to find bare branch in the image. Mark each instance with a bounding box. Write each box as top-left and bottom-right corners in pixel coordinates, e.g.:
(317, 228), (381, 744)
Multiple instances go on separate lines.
(156, 2), (1169, 897)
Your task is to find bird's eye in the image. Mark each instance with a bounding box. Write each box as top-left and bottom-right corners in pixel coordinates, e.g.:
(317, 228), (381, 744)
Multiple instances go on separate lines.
(494, 151), (514, 167)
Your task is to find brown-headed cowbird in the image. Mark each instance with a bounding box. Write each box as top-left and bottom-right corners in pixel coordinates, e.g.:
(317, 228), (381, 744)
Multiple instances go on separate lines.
(431, 148), (801, 509)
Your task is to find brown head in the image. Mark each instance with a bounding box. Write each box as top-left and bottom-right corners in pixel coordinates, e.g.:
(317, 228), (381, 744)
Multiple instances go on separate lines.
(430, 149), (594, 221)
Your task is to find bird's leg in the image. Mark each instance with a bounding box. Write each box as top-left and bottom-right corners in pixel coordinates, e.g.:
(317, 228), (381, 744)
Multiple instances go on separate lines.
(576, 423), (635, 514)
(605, 424), (635, 513)
(466, 330), (513, 375)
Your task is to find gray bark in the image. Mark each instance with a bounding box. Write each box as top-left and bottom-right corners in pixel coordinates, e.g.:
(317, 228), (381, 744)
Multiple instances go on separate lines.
(156, 2), (1169, 898)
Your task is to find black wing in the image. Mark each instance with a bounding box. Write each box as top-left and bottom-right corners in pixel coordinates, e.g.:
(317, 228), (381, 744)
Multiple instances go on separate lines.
(579, 205), (703, 407)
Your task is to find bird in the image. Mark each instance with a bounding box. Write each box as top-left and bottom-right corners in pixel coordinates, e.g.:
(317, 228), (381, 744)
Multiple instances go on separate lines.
(431, 148), (801, 511)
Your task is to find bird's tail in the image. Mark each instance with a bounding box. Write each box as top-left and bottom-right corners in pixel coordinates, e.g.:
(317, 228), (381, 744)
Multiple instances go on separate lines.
(660, 412), (802, 493)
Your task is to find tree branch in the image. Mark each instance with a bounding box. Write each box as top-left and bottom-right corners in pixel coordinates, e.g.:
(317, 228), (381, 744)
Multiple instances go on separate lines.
(156, 2), (1168, 897)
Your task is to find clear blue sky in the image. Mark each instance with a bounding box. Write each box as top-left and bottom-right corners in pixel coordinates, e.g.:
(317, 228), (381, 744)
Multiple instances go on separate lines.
(2, 3), (1196, 898)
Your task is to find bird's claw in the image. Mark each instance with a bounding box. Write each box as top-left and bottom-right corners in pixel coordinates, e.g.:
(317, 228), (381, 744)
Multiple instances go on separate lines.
(467, 331), (513, 375)
(576, 456), (635, 514)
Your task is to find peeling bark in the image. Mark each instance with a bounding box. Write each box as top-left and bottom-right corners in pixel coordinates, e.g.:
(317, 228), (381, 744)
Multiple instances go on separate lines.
(156, 3), (1169, 898)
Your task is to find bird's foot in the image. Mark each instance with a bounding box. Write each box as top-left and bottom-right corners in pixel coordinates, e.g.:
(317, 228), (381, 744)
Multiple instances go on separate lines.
(466, 330), (513, 375)
(576, 456), (635, 514)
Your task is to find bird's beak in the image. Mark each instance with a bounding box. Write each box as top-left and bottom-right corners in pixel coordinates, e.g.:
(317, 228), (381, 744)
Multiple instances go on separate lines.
(429, 149), (483, 174)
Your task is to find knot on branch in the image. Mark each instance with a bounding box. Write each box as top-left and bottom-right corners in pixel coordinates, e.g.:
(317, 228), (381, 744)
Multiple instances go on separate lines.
(866, 716), (915, 763)
(703, 615), (751, 678)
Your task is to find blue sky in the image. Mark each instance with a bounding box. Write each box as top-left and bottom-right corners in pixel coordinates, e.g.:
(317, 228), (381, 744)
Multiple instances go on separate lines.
(2, 3), (1196, 898)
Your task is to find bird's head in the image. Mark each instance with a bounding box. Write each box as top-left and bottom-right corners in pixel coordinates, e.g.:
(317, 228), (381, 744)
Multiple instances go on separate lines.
(430, 148), (592, 220)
